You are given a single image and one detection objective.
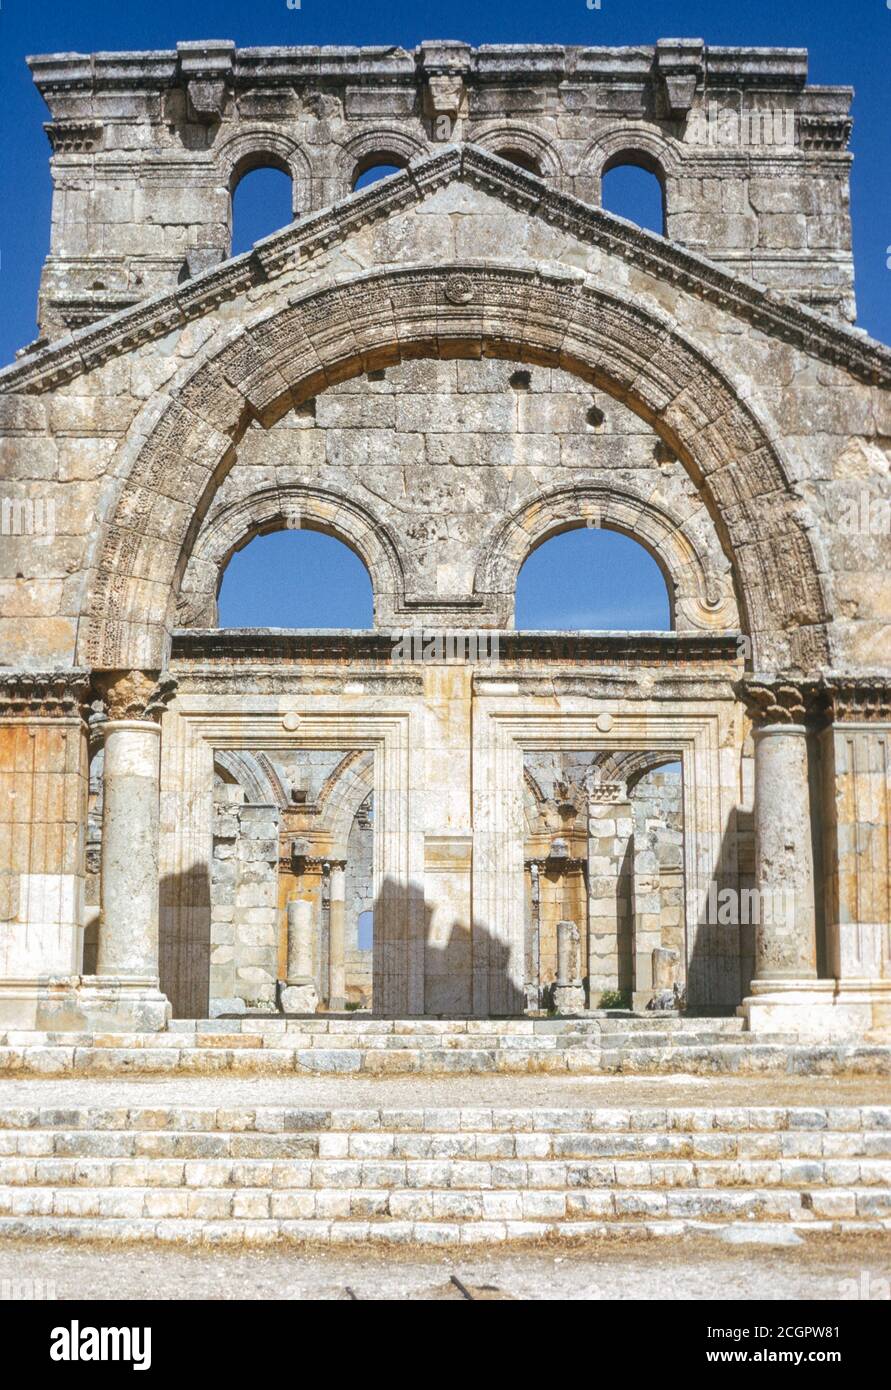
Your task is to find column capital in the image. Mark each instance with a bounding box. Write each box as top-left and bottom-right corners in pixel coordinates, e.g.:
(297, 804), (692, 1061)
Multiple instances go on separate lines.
(736, 674), (821, 728)
(91, 669), (177, 723)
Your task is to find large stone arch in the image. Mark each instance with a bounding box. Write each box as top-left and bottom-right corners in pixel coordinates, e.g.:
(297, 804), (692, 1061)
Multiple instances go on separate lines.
(82, 263), (830, 671)
(477, 481), (740, 632)
(176, 483), (404, 628)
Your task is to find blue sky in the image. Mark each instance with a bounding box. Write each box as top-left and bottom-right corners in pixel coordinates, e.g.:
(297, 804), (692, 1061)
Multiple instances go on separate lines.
(2, 0), (887, 630)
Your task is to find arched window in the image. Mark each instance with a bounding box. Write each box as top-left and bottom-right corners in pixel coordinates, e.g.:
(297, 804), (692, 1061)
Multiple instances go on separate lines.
(496, 148), (542, 177)
(230, 165), (294, 256)
(353, 161), (405, 192)
(600, 155), (666, 236)
(515, 527), (671, 631)
(217, 529), (374, 628)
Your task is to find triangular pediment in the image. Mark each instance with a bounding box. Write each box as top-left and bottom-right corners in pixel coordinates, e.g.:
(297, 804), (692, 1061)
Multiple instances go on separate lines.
(2, 143), (890, 393)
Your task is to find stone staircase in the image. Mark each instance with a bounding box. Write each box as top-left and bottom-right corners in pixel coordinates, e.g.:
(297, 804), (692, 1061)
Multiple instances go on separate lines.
(0, 1101), (889, 1245)
(2, 1017), (890, 1077)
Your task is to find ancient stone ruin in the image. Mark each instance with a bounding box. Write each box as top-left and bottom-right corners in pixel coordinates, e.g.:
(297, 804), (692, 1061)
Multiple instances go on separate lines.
(0, 36), (889, 1044)
(1, 37), (891, 1252)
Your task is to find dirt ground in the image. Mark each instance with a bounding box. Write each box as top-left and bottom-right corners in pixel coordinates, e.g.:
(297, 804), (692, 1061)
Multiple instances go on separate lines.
(2, 1072), (889, 1109)
(1, 1233), (889, 1300)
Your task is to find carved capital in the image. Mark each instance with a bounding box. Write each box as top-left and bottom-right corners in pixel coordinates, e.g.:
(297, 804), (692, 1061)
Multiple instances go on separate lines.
(92, 669), (177, 723)
(736, 675), (821, 728)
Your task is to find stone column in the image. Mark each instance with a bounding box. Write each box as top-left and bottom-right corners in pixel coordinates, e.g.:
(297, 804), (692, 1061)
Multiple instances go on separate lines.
(737, 678), (832, 1035)
(553, 920), (585, 1014)
(525, 859), (542, 1012)
(88, 671), (174, 1031)
(98, 719), (163, 976)
(327, 861), (346, 1012)
(586, 782), (634, 1005)
(281, 895), (318, 1013)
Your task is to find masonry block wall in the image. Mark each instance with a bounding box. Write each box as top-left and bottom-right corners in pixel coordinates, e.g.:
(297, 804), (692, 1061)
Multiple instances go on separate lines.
(30, 39), (855, 339)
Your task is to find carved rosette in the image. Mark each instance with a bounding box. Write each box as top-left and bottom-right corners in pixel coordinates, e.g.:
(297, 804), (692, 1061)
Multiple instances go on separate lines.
(92, 670), (178, 724)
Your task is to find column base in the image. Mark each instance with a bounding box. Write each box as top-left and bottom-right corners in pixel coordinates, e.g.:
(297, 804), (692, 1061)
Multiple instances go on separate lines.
(553, 983), (586, 1015)
(738, 978), (891, 1040)
(0, 976), (171, 1032)
(279, 981), (319, 1014)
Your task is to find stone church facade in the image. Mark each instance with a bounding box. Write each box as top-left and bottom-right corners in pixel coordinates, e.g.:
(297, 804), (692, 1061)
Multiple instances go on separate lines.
(1, 39), (889, 1039)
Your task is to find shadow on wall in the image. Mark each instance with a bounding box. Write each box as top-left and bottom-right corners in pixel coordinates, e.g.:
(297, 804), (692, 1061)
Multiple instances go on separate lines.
(372, 876), (521, 1018)
(160, 866), (213, 1020)
(157, 835), (767, 1019)
(158, 868), (522, 1019)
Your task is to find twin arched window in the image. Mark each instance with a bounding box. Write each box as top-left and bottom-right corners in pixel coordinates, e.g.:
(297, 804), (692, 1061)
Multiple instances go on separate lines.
(215, 524), (670, 633)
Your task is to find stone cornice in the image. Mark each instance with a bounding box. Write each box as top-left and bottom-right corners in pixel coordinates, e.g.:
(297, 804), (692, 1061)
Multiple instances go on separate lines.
(28, 41), (817, 96)
(0, 668), (91, 721)
(819, 675), (891, 724)
(2, 144), (888, 395)
(169, 629), (741, 668)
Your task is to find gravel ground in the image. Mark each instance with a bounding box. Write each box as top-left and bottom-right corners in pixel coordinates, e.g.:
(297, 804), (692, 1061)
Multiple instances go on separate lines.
(0, 1072), (888, 1109)
(1, 1234), (889, 1300)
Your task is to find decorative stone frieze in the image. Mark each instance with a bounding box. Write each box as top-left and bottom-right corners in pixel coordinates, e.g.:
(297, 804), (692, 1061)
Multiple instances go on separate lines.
(0, 669), (91, 721)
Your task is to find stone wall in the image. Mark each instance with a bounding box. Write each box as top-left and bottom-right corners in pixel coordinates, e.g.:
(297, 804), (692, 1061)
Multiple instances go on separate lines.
(29, 40), (855, 336)
(210, 788), (280, 1015)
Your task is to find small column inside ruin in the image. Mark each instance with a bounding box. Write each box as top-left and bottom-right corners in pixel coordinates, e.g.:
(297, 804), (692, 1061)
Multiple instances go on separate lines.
(327, 860), (346, 1011)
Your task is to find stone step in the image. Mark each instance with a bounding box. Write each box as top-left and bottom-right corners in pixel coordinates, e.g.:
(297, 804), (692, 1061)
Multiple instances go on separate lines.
(2, 1042), (890, 1076)
(2, 1100), (888, 1243)
(2, 1213), (887, 1247)
(3, 1153), (891, 1190)
(1, 1186), (889, 1230)
(1, 1103), (889, 1139)
(0, 1027), (756, 1051)
(171, 1016), (751, 1036)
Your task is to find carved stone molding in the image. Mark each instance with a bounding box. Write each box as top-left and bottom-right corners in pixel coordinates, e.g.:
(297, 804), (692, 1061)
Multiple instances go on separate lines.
(819, 676), (891, 724)
(92, 669), (178, 723)
(0, 669), (91, 721)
